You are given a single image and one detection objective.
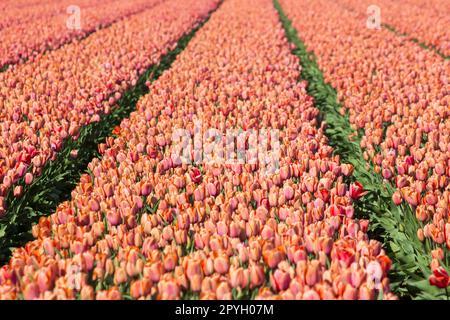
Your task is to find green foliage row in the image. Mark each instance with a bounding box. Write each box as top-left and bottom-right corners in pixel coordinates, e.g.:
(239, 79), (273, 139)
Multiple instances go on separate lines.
(274, 0), (449, 299)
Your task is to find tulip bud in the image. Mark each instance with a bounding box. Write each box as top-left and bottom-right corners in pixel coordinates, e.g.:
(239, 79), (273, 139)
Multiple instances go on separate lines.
(392, 191), (403, 205)
(249, 265), (265, 288)
(270, 269), (291, 291)
(13, 185), (23, 197)
(283, 185), (294, 201)
(24, 172), (34, 185)
(213, 256), (230, 275)
(70, 149), (79, 159)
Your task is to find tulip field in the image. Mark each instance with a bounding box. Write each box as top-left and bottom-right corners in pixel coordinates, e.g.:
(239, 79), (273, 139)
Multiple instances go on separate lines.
(0, 0), (448, 300)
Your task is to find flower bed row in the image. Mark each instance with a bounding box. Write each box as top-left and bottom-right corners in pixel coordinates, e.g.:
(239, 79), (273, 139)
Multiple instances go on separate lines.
(279, 0), (449, 298)
(0, 0), (396, 300)
(334, 0), (450, 58)
(0, 0), (220, 264)
(0, 0), (219, 218)
(0, 0), (162, 69)
(0, 0), (82, 30)
(0, 14), (212, 265)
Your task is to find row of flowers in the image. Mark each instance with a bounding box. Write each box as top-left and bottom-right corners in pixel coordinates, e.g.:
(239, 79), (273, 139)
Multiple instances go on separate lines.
(0, 0), (94, 30)
(0, 0), (220, 218)
(280, 0), (449, 291)
(0, 0), (162, 69)
(335, 0), (450, 57)
(0, 0), (396, 300)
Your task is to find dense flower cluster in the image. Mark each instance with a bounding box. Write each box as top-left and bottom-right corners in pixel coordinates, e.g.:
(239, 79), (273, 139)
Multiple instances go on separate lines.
(0, 0), (163, 68)
(0, 0), (396, 300)
(335, 0), (450, 56)
(0, 0), (219, 217)
(0, 0), (80, 30)
(280, 0), (449, 269)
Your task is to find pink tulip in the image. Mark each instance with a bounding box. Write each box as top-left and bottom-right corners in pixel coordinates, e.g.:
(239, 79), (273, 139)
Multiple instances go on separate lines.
(23, 283), (40, 300)
(13, 185), (23, 197)
(283, 185), (294, 201)
(24, 172), (33, 185)
(249, 265), (265, 288)
(392, 191), (403, 205)
(213, 256), (230, 275)
(302, 289), (320, 300)
(270, 269), (291, 291)
(349, 182), (367, 200)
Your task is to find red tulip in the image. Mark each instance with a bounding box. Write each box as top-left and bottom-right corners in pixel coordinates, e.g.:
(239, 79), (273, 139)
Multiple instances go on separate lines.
(349, 182), (367, 200)
(429, 267), (450, 289)
(190, 168), (202, 184)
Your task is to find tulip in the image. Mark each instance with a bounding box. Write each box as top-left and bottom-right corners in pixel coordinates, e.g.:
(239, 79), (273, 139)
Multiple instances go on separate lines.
(23, 283), (40, 300)
(349, 182), (367, 200)
(429, 267), (450, 289)
(159, 281), (180, 300)
(70, 149), (79, 159)
(206, 182), (218, 197)
(190, 275), (203, 292)
(392, 191), (403, 205)
(213, 256), (230, 275)
(280, 165), (291, 180)
(341, 164), (354, 176)
(89, 199), (100, 212)
(249, 265), (265, 288)
(114, 268), (127, 285)
(24, 172), (34, 185)
(271, 269), (291, 291)
(230, 268), (245, 289)
(16, 162), (28, 177)
(216, 282), (232, 300)
(202, 258), (215, 276)
(140, 182), (152, 196)
(424, 193), (438, 206)
(186, 260), (202, 281)
(13, 185), (23, 197)
(190, 168), (202, 184)
(80, 286), (95, 300)
(336, 180), (347, 196)
(358, 285), (375, 300)
(283, 185), (294, 201)
(402, 188), (420, 207)
(163, 252), (178, 272)
(302, 289), (320, 300)
(130, 279), (152, 299)
(381, 168), (393, 180)
(263, 249), (284, 269)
